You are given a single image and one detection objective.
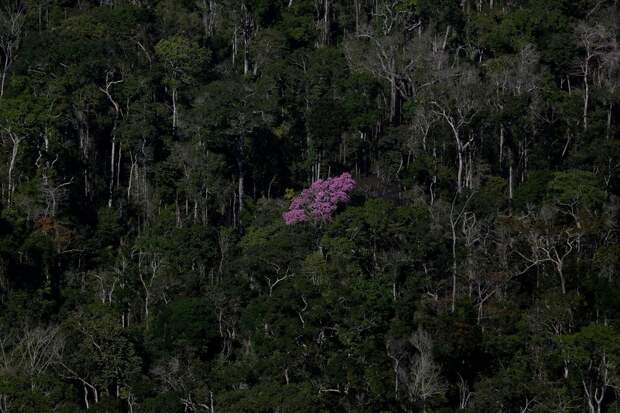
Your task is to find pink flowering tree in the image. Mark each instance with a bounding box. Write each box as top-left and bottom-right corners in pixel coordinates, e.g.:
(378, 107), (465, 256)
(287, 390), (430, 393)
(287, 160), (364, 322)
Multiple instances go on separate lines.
(283, 173), (356, 225)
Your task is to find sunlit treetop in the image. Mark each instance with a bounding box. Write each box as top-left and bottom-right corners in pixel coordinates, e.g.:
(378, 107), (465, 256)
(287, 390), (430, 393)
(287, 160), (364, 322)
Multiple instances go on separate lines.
(283, 173), (356, 225)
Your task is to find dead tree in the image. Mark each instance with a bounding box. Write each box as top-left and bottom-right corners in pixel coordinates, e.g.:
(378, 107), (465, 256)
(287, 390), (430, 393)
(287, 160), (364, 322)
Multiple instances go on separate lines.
(575, 22), (616, 131)
(0, 325), (63, 393)
(2, 127), (24, 206)
(344, 0), (421, 125)
(38, 154), (73, 217)
(432, 70), (479, 194)
(516, 209), (581, 294)
(98, 71), (124, 208)
(448, 193), (474, 312)
(0, 2), (25, 98)
(403, 329), (445, 412)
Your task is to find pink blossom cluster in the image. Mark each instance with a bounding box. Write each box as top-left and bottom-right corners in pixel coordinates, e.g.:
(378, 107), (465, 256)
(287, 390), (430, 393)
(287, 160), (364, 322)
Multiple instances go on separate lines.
(283, 173), (356, 225)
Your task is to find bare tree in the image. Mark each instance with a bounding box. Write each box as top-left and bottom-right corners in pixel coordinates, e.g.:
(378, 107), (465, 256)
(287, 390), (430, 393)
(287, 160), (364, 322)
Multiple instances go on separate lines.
(98, 70), (124, 208)
(597, 31), (620, 142)
(0, 325), (63, 391)
(2, 127), (24, 206)
(313, 0), (331, 46)
(488, 44), (541, 195)
(344, 0), (421, 124)
(581, 350), (614, 413)
(228, 0), (255, 76)
(575, 22), (616, 131)
(152, 357), (215, 412)
(133, 249), (166, 330)
(196, 0), (218, 39)
(16, 326), (64, 389)
(388, 328), (446, 411)
(0, 1), (25, 98)
(408, 106), (436, 155)
(432, 69), (479, 194)
(0, 393), (8, 413)
(457, 373), (472, 410)
(264, 262), (293, 296)
(403, 329), (445, 412)
(448, 193), (474, 312)
(459, 210), (504, 323)
(90, 270), (119, 306)
(489, 44), (541, 98)
(58, 361), (100, 409)
(515, 208), (581, 294)
(37, 154), (74, 217)
(407, 106), (441, 204)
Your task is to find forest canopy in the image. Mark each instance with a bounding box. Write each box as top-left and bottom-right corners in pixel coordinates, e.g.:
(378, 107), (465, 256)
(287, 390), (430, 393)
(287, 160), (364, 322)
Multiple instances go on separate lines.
(0, 0), (619, 412)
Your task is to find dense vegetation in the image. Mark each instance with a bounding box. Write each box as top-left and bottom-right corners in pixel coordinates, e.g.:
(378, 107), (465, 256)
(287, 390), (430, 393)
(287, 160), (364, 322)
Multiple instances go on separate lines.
(0, 0), (619, 412)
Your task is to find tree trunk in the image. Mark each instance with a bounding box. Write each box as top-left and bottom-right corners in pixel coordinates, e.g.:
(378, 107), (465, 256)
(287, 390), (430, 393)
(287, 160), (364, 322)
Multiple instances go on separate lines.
(238, 169), (244, 215)
(499, 125), (504, 167)
(0, 65), (7, 98)
(508, 150), (513, 210)
(456, 144), (464, 194)
(236, 139), (245, 217)
(116, 143), (122, 188)
(127, 155), (136, 201)
(606, 103), (612, 140)
(241, 1), (252, 75)
(389, 75), (398, 124)
(139, 270), (151, 330)
(557, 265), (566, 295)
(354, 0), (360, 34)
(243, 39), (250, 75)
(451, 216), (458, 312)
(109, 135), (115, 208)
(583, 61), (589, 131)
(323, 0), (330, 45)
(172, 87), (178, 130)
(83, 384), (90, 410)
(7, 134), (21, 206)
(1, 52), (11, 98)
(199, 0), (216, 38)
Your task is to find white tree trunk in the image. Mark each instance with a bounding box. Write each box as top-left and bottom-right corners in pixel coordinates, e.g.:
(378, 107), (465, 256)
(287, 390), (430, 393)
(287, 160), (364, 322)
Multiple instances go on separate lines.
(7, 133), (22, 206)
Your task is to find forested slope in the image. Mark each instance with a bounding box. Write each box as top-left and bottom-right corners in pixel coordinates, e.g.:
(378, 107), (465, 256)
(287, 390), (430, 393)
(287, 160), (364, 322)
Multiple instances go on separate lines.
(0, 0), (619, 412)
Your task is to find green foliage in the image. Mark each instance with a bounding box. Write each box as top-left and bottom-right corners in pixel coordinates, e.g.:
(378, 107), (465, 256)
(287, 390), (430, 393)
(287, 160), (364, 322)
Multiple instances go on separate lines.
(143, 393), (184, 413)
(547, 169), (606, 210)
(277, 13), (315, 46)
(61, 304), (142, 396)
(512, 170), (554, 210)
(473, 176), (507, 213)
(0, 93), (50, 134)
(148, 298), (218, 356)
(351, 277), (393, 321)
(155, 34), (210, 86)
(559, 323), (620, 391)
